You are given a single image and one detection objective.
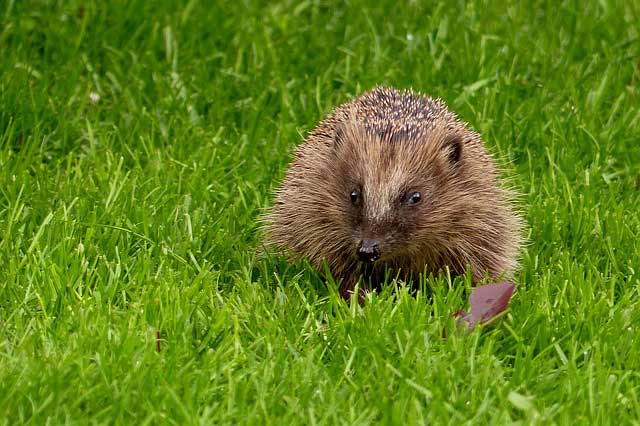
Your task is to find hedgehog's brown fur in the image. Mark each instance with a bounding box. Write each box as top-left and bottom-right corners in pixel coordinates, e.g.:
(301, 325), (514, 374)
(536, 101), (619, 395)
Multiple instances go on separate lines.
(264, 86), (523, 299)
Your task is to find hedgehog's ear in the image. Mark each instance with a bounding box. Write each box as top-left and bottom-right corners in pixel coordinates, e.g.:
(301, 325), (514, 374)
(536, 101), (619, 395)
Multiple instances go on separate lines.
(443, 134), (463, 166)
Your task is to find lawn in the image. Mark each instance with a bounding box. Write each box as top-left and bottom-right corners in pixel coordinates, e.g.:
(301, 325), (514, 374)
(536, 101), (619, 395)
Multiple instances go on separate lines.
(1, 0), (640, 424)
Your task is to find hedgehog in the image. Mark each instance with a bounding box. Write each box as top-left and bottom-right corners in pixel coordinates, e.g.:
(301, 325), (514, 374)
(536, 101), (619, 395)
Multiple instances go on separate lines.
(264, 86), (523, 299)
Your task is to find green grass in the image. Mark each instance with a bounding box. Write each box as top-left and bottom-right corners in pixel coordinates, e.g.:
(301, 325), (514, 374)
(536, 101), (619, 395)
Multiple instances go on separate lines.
(1, 0), (640, 424)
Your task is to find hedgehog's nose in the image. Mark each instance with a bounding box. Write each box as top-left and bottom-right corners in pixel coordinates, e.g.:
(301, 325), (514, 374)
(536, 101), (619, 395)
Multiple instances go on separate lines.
(357, 239), (380, 263)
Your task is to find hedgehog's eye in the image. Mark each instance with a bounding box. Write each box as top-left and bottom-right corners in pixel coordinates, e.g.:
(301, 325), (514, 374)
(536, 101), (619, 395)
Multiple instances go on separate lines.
(407, 192), (421, 205)
(350, 189), (361, 204)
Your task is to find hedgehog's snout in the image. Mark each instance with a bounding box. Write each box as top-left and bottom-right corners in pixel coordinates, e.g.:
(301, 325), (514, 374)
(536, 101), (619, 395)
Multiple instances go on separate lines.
(357, 239), (381, 263)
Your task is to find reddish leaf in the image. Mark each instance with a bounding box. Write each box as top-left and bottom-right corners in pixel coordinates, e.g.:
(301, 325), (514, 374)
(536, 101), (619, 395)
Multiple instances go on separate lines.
(456, 282), (515, 331)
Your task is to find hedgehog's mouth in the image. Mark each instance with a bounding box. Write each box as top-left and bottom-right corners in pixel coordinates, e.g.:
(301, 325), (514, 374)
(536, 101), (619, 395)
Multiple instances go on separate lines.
(361, 261), (375, 278)
(359, 260), (387, 292)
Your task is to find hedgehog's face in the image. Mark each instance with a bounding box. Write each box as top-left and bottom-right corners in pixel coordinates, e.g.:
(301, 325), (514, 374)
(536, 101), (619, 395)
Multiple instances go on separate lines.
(330, 120), (464, 265)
